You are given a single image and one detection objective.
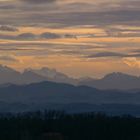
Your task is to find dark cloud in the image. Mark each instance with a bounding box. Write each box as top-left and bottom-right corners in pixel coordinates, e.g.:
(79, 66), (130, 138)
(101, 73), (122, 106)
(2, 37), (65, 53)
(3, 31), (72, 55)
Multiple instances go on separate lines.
(17, 33), (37, 40)
(0, 6), (139, 28)
(21, 0), (56, 4)
(0, 34), (15, 40)
(0, 48), (37, 51)
(105, 27), (140, 37)
(0, 0), (139, 28)
(55, 50), (81, 56)
(0, 33), (37, 40)
(40, 32), (61, 39)
(0, 32), (77, 40)
(86, 52), (140, 58)
(40, 32), (77, 39)
(64, 34), (77, 39)
(0, 25), (18, 32)
(19, 9), (139, 28)
(87, 52), (125, 58)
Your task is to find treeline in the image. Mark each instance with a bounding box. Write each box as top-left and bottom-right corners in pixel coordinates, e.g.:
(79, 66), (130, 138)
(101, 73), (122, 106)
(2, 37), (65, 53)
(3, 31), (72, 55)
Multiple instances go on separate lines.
(0, 111), (140, 140)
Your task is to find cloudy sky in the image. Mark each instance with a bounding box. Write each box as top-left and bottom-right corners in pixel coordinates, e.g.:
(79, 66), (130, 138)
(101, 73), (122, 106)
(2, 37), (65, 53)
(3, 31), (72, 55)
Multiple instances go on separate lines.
(0, 0), (140, 78)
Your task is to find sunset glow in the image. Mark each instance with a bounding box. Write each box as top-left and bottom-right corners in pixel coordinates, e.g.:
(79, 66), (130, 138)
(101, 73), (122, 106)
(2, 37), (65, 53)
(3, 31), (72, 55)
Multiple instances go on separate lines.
(0, 0), (140, 78)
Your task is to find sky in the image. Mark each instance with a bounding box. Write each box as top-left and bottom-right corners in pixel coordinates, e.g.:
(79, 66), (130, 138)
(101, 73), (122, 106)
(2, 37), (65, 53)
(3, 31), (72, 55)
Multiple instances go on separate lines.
(0, 0), (140, 78)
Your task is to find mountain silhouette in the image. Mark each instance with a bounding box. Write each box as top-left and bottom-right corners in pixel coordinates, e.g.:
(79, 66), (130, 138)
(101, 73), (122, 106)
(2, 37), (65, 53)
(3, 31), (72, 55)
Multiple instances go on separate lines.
(79, 72), (140, 90)
(0, 81), (140, 104)
(0, 65), (76, 85)
(28, 67), (76, 84)
(0, 65), (140, 90)
(0, 65), (47, 85)
(0, 81), (140, 113)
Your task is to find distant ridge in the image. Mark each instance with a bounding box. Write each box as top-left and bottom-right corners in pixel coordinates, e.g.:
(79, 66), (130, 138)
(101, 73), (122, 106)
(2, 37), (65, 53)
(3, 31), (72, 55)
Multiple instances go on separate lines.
(0, 65), (76, 85)
(27, 67), (76, 84)
(79, 72), (140, 90)
(0, 64), (47, 85)
(0, 80), (140, 113)
(0, 65), (140, 90)
(0, 69), (139, 114)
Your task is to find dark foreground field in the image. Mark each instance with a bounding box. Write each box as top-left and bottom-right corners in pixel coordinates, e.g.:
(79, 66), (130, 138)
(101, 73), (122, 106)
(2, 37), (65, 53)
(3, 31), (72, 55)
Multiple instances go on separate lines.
(0, 111), (140, 140)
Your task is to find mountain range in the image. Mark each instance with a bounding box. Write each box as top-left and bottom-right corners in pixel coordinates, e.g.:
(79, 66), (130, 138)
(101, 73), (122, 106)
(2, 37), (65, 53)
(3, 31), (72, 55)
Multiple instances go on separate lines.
(0, 81), (140, 115)
(0, 65), (76, 85)
(0, 65), (140, 90)
(1, 80), (140, 104)
(0, 65), (140, 114)
(79, 72), (140, 90)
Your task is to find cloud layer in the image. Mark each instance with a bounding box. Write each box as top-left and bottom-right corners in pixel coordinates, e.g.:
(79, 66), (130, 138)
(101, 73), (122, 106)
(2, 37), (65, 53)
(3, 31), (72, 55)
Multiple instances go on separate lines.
(0, 0), (139, 77)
